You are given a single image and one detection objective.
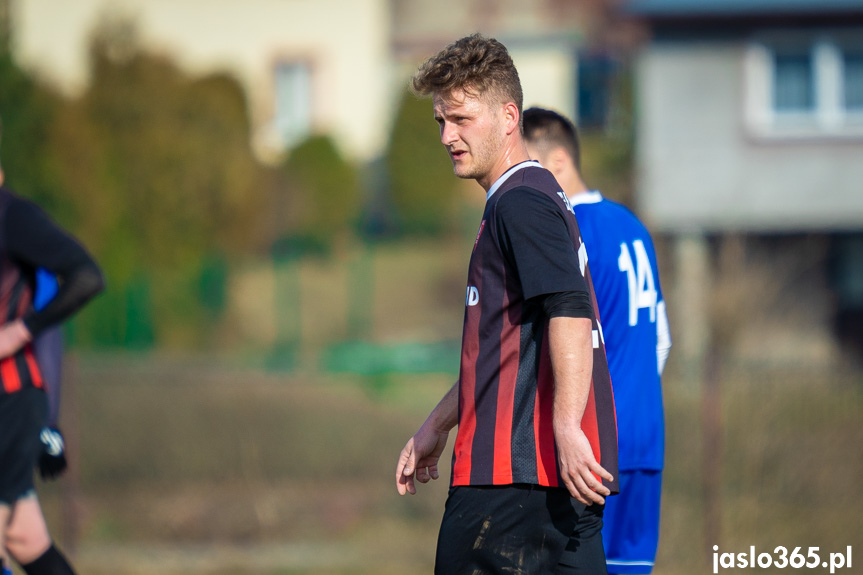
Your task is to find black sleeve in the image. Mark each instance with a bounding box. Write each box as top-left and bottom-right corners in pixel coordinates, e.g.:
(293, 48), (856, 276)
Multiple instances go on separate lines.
(5, 197), (105, 337)
(540, 290), (592, 319)
(494, 187), (589, 302)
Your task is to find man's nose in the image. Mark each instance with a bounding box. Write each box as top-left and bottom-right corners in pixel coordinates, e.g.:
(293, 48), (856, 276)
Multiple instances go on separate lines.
(440, 122), (458, 146)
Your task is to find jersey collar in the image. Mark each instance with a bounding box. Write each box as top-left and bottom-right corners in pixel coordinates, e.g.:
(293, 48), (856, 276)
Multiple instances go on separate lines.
(486, 161), (542, 202)
(568, 190), (603, 206)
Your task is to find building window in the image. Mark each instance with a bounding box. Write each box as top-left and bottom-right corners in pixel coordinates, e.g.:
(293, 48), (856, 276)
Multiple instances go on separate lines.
(773, 51), (814, 111)
(744, 31), (863, 138)
(577, 54), (619, 130)
(843, 50), (863, 110)
(273, 61), (312, 149)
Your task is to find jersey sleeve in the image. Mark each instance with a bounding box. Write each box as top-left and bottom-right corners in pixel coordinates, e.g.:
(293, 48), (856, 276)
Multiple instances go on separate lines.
(494, 187), (588, 301)
(5, 196), (105, 337)
(656, 299), (671, 376)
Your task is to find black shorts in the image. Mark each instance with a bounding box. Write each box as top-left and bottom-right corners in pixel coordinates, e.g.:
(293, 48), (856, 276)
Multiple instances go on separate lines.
(435, 484), (607, 575)
(0, 387), (48, 505)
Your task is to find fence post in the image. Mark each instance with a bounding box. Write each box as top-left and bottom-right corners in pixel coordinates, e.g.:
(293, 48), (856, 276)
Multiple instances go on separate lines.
(60, 351), (81, 557)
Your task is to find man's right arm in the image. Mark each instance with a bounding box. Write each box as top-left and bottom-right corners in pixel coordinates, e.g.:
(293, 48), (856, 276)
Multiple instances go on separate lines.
(395, 381), (458, 495)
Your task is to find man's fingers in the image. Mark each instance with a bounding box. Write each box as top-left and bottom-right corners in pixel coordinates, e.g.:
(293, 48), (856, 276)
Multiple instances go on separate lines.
(398, 474), (416, 495)
(589, 460), (614, 484)
(416, 466), (430, 483)
(395, 440), (417, 495)
(574, 473), (606, 505)
(583, 469), (611, 497)
(561, 474), (590, 505)
(414, 457), (441, 484)
(561, 463), (610, 505)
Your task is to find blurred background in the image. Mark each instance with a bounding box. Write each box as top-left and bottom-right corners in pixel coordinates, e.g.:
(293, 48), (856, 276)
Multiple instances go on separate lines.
(1, 0), (862, 573)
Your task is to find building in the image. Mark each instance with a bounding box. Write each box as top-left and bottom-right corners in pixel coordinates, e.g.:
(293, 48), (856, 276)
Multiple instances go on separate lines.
(8, 0), (631, 163)
(625, 0), (863, 366)
(10, 0), (392, 162)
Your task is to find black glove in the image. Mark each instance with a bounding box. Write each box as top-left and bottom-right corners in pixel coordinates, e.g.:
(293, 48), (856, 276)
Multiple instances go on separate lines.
(38, 426), (68, 480)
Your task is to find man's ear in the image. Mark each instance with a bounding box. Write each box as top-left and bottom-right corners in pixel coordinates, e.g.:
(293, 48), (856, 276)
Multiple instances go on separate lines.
(503, 102), (520, 136)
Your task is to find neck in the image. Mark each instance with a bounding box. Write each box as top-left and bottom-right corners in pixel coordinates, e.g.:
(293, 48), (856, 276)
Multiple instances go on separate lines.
(478, 139), (531, 192)
(556, 169), (589, 198)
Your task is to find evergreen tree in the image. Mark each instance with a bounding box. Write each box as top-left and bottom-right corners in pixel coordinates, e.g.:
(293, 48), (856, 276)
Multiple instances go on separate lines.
(385, 89), (458, 236)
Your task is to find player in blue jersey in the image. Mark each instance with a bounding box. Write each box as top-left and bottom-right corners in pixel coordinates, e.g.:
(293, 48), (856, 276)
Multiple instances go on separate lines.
(524, 108), (672, 575)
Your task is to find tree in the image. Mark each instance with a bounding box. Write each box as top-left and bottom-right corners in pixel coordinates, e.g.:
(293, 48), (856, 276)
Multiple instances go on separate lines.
(0, 52), (64, 214)
(279, 134), (360, 255)
(385, 89), (459, 236)
(45, 18), (271, 347)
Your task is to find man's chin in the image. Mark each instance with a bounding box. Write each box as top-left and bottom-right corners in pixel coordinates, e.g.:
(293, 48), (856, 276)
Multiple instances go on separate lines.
(453, 165), (478, 180)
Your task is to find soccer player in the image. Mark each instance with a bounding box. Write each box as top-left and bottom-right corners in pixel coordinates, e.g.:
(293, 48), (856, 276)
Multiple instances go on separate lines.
(394, 34), (618, 574)
(524, 107), (672, 575)
(0, 123), (104, 575)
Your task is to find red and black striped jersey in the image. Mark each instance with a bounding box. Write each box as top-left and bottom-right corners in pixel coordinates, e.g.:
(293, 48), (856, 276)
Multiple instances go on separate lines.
(0, 189), (44, 395)
(452, 162), (618, 493)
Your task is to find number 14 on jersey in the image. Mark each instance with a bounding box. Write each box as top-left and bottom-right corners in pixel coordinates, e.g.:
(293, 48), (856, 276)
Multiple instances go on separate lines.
(618, 240), (657, 326)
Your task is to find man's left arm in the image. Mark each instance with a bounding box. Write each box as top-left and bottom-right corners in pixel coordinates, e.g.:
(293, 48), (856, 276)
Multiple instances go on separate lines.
(548, 315), (613, 505)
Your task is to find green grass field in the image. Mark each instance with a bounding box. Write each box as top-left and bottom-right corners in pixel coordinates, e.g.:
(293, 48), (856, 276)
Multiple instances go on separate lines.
(27, 354), (862, 575)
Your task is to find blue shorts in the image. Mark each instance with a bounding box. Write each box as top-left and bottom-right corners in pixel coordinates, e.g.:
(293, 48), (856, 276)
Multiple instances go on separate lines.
(603, 469), (662, 574)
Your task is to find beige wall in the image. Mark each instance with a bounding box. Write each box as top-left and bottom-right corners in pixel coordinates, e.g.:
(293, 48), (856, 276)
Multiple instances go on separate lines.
(13, 0), (392, 162)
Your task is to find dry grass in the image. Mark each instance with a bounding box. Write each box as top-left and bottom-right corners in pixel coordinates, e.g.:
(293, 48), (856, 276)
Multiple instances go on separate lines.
(25, 355), (862, 575)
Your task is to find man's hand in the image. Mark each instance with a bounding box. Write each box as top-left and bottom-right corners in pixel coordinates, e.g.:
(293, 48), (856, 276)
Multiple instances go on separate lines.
(38, 426), (68, 480)
(0, 319), (32, 359)
(555, 421), (613, 505)
(396, 422), (450, 495)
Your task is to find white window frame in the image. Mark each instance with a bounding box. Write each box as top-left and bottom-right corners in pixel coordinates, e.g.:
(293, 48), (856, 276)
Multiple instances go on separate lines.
(743, 29), (863, 140)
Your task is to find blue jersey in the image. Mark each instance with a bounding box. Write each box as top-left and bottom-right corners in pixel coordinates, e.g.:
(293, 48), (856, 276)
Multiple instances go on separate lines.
(34, 268), (59, 310)
(571, 191), (670, 471)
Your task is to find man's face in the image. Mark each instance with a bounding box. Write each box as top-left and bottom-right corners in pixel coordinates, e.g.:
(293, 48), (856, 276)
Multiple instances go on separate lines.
(433, 88), (506, 183)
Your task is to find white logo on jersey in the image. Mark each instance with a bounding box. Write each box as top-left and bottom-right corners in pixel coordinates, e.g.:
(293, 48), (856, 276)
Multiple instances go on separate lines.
(577, 238), (589, 277)
(557, 191), (573, 212)
(592, 321), (606, 349)
(465, 286), (479, 307)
